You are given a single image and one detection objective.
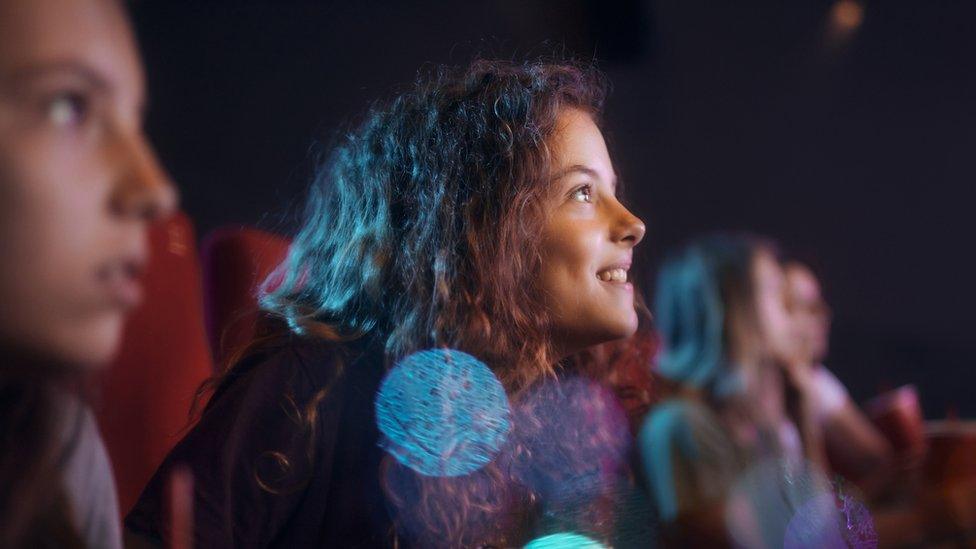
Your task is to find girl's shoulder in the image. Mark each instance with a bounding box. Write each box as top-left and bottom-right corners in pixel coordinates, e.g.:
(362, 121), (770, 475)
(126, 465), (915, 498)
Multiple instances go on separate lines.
(210, 334), (369, 408)
(638, 398), (732, 456)
(642, 398), (715, 431)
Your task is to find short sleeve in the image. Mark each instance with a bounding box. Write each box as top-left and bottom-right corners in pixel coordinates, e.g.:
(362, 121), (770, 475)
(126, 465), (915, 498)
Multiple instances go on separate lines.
(58, 398), (123, 549)
(812, 365), (850, 423)
(125, 344), (346, 548)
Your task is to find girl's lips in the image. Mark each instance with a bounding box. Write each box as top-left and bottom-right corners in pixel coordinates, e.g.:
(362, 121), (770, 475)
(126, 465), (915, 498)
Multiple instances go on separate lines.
(600, 280), (634, 292)
(105, 272), (143, 308)
(97, 258), (145, 309)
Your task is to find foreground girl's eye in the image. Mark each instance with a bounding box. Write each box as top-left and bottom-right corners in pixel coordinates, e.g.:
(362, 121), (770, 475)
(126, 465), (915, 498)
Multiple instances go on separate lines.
(570, 184), (593, 204)
(45, 91), (90, 128)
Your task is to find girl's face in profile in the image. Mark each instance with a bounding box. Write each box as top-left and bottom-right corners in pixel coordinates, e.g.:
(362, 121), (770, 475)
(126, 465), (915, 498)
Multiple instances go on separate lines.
(539, 108), (645, 357)
(753, 251), (796, 364)
(0, 0), (176, 368)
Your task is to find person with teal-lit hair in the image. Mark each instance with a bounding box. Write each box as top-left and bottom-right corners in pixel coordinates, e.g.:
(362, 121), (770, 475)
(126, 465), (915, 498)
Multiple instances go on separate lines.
(639, 233), (833, 547)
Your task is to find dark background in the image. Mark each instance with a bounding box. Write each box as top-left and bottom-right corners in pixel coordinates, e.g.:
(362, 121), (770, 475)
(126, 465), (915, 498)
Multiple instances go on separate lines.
(131, 0), (976, 417)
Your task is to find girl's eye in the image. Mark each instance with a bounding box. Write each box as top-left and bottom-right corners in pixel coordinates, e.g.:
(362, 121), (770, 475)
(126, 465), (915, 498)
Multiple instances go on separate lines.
(570, 184), (593, 204)
(46, 91), (89, 128)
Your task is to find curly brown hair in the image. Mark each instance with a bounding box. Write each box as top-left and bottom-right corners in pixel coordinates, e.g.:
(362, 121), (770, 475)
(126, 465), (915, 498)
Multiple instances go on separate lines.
(209, 58), (635, 546)
(261, 59), (608, 390)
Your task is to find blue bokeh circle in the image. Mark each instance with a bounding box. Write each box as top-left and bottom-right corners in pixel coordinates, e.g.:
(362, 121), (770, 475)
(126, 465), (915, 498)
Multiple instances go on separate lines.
(375, 348), (511, 477)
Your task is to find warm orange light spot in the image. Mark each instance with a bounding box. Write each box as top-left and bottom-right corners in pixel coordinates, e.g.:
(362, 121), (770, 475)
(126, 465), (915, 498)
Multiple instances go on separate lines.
(831, 0), (865, 32)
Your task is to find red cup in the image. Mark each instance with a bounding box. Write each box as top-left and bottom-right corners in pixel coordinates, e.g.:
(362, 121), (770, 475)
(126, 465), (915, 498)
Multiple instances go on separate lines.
(865, 385), (926, 459)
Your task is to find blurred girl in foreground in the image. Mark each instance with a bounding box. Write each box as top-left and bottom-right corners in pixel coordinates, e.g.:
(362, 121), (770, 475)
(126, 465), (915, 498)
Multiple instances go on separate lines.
(0, 0), (175, 546)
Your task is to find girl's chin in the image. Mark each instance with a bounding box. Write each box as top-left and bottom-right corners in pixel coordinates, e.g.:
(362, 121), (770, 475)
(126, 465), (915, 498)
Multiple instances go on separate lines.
(51, 315), (124, 370)
(596, 318), (639, 345)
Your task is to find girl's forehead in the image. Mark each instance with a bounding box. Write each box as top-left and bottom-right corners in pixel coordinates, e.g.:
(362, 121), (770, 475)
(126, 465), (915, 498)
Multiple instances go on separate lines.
(0, 0), (143, 100)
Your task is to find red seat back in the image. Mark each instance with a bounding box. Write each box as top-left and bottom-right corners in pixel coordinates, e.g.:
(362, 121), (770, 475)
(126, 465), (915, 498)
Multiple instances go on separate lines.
(95, 212), (214, 515)
(200, 227), (290, 368)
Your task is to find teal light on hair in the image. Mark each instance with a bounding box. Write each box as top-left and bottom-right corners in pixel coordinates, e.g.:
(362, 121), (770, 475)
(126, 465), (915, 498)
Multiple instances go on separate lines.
(653, 233), (770, 397)
(654, 247), (725, 388)
(637, 400), (699, 522)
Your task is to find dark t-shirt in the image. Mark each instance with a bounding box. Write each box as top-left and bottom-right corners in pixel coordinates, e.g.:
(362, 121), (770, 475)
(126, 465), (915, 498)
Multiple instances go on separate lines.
(125, 336), (392, 548)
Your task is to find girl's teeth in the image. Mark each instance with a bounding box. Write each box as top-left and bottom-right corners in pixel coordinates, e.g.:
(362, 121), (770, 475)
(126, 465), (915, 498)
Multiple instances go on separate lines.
(597, 268), (627, 282)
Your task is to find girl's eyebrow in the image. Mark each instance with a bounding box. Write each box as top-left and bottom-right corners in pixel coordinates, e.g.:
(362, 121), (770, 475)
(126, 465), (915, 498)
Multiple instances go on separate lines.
(3, 59), (149, 116)
(550, 164), (618, 192)
(4, 59), (110, 92)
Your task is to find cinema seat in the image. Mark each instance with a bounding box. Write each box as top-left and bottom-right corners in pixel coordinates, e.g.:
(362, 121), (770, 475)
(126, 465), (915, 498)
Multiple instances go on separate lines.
(200, 226), (290, 369)
(94, 212), (214, 515)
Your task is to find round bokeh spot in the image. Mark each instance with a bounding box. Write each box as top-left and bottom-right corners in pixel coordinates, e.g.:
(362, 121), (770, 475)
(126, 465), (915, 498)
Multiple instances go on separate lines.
(375, 348), (510, 477)
(508, 376), (631, 503)
(783, 476), (877, 549)
(783, 493), (847, 549)
(725, 457), (831, 549)
(524, 532), (607, 549)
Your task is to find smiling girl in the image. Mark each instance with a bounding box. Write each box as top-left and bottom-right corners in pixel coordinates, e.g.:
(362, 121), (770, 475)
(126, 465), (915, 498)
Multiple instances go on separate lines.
(126, 59), (646, 547)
